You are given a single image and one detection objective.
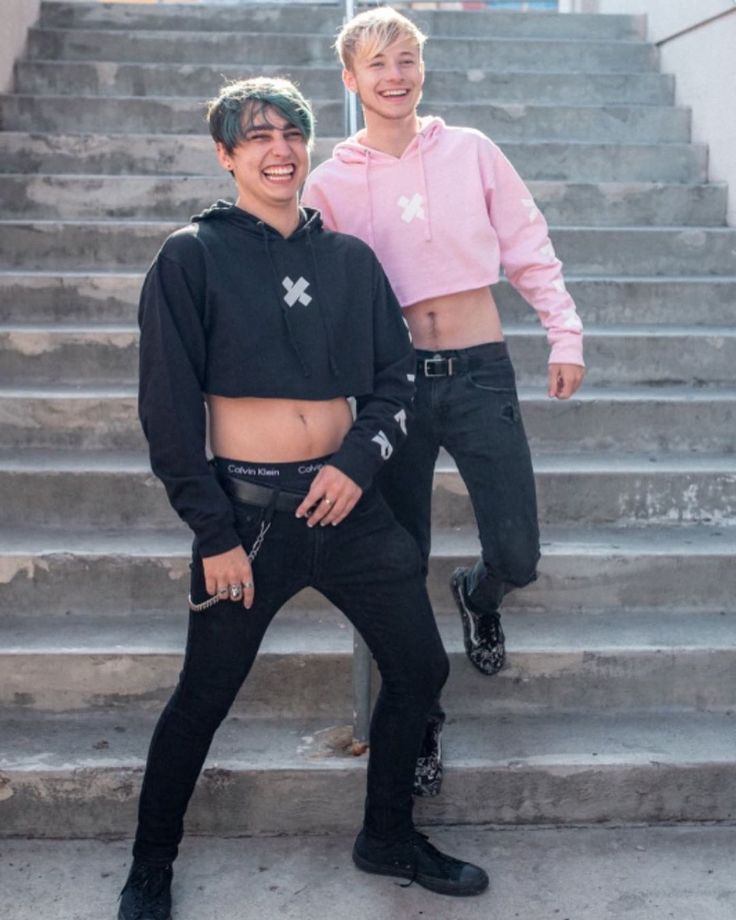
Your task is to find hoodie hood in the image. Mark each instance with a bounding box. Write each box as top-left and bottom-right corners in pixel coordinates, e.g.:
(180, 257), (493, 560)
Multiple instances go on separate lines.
(332, 116), (446, 165)
(192, 199), (323, 239)
(328, 117), (445, 246)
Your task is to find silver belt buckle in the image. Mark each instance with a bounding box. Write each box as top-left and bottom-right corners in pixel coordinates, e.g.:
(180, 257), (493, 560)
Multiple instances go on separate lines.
(423, 356), (453, 377)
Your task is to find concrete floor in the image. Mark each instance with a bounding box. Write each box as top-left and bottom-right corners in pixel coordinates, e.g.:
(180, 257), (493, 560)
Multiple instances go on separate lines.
(2, 824), (735, 920)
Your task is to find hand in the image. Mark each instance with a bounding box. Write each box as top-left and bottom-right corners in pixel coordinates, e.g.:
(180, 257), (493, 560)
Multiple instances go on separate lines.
(548, 363), (585, 400)
(202, 544), (255, 610)
(296, 464), (362, 527)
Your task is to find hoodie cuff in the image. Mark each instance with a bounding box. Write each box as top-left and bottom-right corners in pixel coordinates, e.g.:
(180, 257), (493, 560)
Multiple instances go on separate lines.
(328, 443), (376, 493)
(196, 524), (242, 559)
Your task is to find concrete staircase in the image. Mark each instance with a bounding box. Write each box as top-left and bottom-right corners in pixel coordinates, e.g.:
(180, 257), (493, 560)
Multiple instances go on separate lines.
(1, 1), (735, 839)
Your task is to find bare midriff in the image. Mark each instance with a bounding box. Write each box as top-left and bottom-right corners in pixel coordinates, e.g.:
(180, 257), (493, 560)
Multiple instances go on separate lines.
(403, 286), (504, 351)
(207, 395), (353, 463)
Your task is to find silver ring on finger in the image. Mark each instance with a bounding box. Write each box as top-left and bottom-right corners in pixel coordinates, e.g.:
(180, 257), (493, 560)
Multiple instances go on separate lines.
(229, 583), (243, 601)
(242, 581), (254, 589)
(322, 497), (332, 506)
(217, 586), (229, 598)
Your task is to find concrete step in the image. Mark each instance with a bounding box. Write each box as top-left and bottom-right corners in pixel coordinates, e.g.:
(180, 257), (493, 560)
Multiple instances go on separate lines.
(3, 610), (736, 715)
(15, 60), (675, 105)
(0, 94), (690, 144)
(2, 708), (735, 835)
(26, 28), (660, 73)
(0, 450), (733, 529)
(0, 132), (707, 182)
(3, 222), (735, 274)
(1, 523), (732, 617)
(2, 324), (734, 388)
(3, 272), (732, 327)
(3, 827), (736, 920)
(1, 175), (724, 226)
(2, 386), (734, 453)
(39, 3), (646, 41)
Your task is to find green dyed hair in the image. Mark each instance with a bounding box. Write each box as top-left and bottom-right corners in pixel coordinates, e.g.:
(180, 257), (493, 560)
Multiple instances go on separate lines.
(207, 77), (315, 152)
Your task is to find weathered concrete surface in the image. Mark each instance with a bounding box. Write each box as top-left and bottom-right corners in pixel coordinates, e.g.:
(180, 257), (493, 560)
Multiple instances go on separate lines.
(2, 825), (736, 920)
(2, 273), (733, 327)
(0, 94), (691, 143)
(0, 133), (707, 181)
(39, 3), (646, 40)
(0, 175), (725, 225)
(4, 221), (736, 273)
(0, 452), (734, 527)
(16, 60), (675, 105)
(3, 324), (735, 386)
(26, 29), (659, 72)
(2, 710), (736, 835)
(0, 524), (734, 617)
(3, 610), (736, 715)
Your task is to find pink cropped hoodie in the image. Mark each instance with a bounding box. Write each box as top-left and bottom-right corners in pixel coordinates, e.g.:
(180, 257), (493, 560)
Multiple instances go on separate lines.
(302, 117), (584, 366)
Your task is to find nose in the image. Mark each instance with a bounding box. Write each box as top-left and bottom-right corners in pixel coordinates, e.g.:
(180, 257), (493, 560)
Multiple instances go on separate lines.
(271, 131), (292, 156)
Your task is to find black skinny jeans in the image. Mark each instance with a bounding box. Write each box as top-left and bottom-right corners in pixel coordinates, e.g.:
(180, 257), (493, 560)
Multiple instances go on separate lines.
(378, 342), (540, 723)
(133, 485), (449, 866)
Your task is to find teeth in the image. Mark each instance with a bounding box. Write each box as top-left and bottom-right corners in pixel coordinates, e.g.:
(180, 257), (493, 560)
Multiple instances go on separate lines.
(264, 167), (293, 176)
(381, 90), (408, 97)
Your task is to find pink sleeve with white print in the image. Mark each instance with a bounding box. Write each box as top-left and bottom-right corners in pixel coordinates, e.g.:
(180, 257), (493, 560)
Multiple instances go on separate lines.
(480, 141), (584, 366)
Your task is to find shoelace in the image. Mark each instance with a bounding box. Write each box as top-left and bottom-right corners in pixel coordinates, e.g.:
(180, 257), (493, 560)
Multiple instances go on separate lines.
(398, 831), (462, 888)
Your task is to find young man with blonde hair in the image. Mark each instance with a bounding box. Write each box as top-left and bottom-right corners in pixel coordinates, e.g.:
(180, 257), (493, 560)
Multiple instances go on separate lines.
(117, 77), (489, 917)
(303, 7), (585, 795)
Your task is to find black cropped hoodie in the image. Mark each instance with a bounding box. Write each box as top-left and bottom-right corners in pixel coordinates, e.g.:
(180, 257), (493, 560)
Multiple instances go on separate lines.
(138, 202), (415, 557)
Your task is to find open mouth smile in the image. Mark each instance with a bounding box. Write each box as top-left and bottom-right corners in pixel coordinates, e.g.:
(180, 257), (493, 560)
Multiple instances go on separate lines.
(262, 165), (296, 182)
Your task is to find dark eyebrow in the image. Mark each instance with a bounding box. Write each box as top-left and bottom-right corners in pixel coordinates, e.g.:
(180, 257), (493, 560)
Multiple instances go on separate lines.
(243, 123), (301, 138)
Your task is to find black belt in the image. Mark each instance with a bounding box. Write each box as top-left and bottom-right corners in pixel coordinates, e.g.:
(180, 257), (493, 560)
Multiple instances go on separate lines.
(417, 355), (478, 378)
(219, 475), (306, 512)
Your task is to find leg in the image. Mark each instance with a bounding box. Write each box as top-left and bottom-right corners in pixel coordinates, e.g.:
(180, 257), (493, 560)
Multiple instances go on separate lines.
(444, 345), (540, 673)
(316, 490), (488, 896)
(133, 508), (305, 867)
(316, 488), (449, 841)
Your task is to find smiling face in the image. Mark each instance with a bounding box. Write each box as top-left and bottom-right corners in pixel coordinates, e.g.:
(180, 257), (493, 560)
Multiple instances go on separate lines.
(343, 37), (424, 126)
(215, 105), (309, 225)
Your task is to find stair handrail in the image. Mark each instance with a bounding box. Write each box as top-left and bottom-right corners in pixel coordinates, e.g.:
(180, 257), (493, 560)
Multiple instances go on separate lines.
(655, 4), (736, 47)
(340, 0), (373, 757)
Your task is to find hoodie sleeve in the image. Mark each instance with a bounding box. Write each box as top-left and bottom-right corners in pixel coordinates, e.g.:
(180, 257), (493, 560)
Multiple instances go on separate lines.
(480, 139), (584, 366)
(138, 240), (240, 557)
(328, 258), (415, 491)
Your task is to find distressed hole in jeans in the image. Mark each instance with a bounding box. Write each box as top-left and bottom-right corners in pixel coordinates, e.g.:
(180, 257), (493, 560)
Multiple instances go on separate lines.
(501, 402), (519, 423)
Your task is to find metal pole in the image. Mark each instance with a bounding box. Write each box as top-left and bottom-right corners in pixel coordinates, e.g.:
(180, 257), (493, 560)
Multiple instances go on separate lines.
(342, 0), (372, 757)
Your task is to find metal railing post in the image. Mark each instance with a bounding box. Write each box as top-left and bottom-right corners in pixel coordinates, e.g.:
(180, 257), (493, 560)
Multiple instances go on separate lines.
(341, 0), (372, 757)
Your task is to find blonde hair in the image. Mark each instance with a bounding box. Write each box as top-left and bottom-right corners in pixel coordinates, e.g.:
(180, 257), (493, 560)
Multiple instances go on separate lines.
(336, 7), (426, 71)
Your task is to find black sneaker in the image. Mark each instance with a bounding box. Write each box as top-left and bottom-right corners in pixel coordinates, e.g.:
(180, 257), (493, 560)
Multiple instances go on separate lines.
(353, 829), (489, 897)
(413, 713), (445, 797)
(118, 861), (173, 920)
(450, 566), (506, 675)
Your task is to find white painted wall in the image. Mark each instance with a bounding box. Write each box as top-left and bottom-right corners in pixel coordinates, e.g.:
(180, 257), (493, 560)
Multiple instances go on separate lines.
(560, 0), (736, 225)
(0, 0), (41, 93)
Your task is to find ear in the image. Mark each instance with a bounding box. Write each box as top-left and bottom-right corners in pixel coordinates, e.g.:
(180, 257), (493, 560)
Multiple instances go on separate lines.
(342, 67), (358, 95)
(214, 142), (233, 173)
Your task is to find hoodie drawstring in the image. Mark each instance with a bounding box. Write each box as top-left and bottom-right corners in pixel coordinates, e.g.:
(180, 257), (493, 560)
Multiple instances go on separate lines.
(306, 231), (340, 377)
(261, 222), (312, 378)
(364, 151), (376, 249)
(416, 143), (433, 242)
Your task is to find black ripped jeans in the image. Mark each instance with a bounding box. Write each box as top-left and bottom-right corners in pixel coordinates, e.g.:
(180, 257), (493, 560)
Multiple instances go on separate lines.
(377, 342), (540, 721)
(133, 484), (449, 866)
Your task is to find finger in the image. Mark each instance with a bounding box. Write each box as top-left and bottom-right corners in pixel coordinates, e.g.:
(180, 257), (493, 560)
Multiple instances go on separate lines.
(319, 496), (347, 526)
(241, 574), (255, 610)
(296, 479), (323, 519)
(307, 494), (333, 527)
(547, 366), (559, 398)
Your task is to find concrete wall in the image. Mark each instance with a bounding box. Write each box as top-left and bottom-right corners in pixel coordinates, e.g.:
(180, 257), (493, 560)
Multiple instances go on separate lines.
(0, 0), (41, 93)
(560, 0), (736, 225)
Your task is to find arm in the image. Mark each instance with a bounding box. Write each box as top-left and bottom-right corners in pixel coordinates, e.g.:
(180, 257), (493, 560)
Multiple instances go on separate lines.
(296, 258), (415, 523)
(138, 243), (240, 558)
(482, 140), (585, 377)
